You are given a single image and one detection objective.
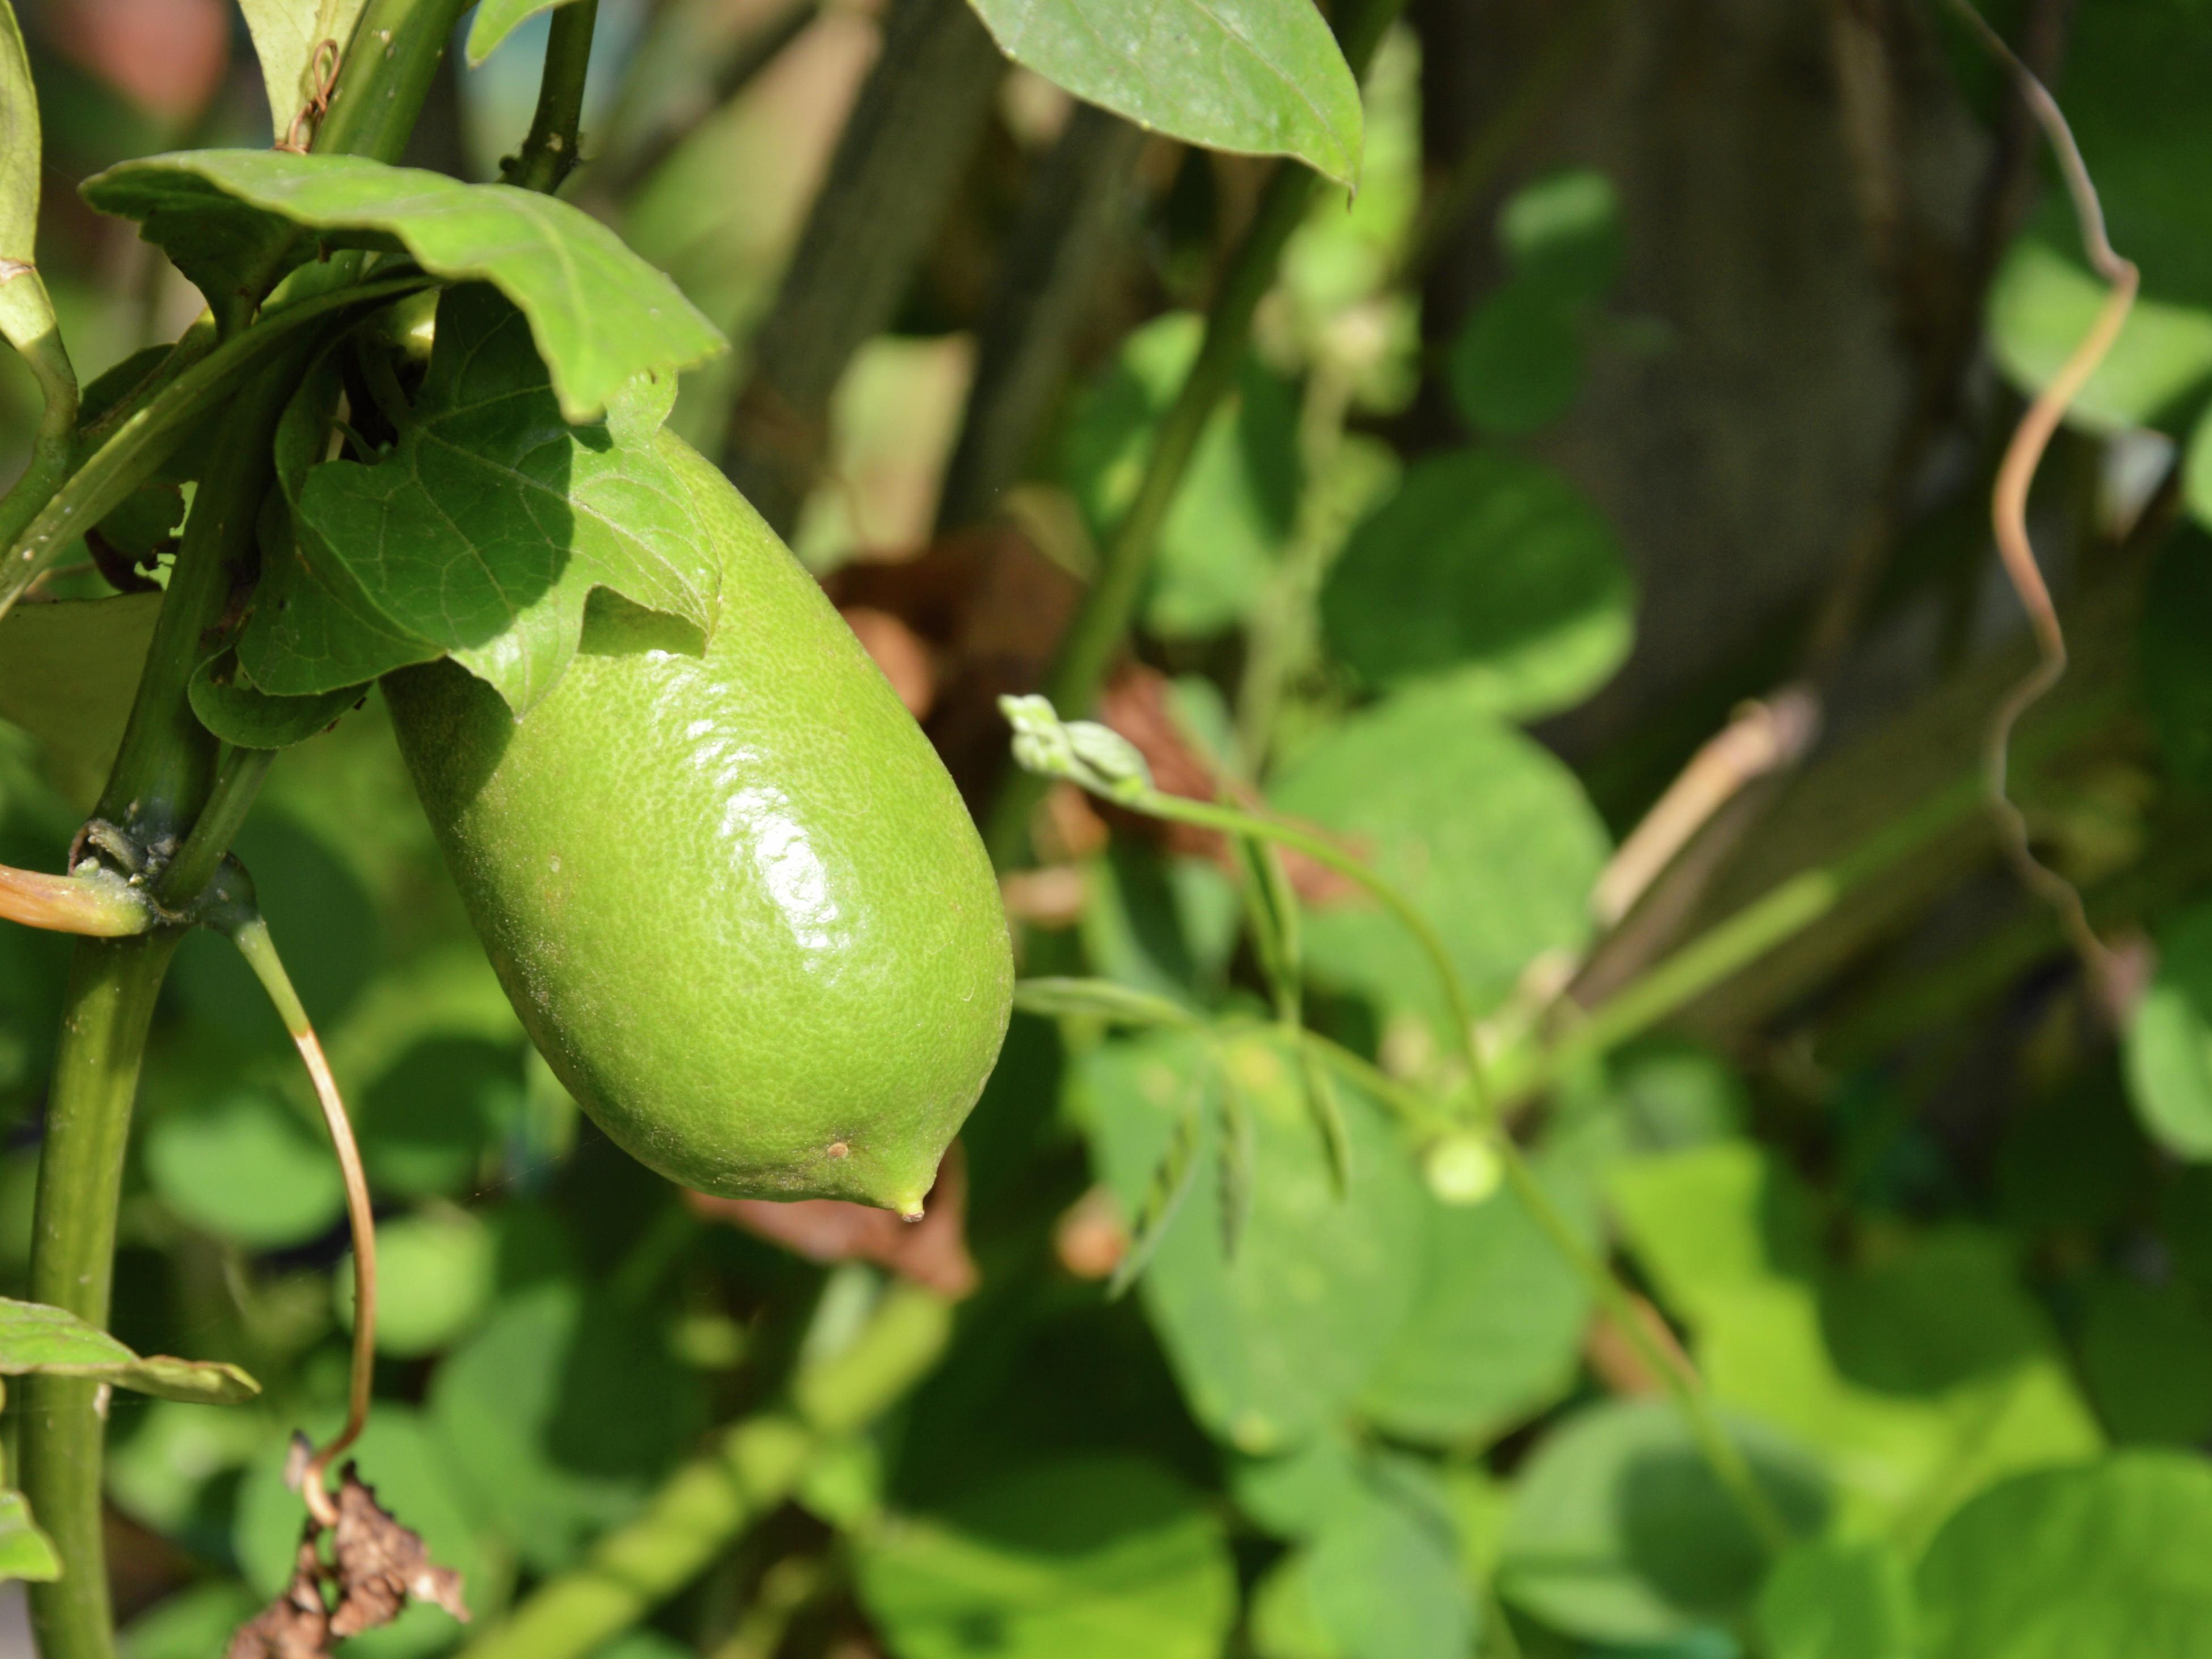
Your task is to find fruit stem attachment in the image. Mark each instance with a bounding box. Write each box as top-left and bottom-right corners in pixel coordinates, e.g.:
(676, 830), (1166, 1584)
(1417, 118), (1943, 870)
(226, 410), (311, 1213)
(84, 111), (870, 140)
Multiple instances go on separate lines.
(504, 0), (601, 195)
(213, 887), (377, 1529)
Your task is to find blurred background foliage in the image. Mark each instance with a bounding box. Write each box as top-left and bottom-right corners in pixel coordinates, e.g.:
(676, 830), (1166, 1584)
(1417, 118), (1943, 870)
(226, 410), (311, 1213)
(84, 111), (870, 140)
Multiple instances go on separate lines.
(7, 0), (2212, 1655)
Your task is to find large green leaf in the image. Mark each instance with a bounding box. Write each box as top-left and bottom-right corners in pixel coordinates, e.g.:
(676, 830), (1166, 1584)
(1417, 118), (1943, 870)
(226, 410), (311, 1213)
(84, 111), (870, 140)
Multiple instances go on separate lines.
(1496, 1398), (1827, 1646)
(81, 151), (723, 422)
(1077, 1027), (1426, 1453)
(0, 593), (163, 809)
(1610, 1142), (2103, 1538)
(428, 1279), (706, 1573)
(855, 1457), (1236, 1659)
(2126, 899), (2212, 1159)
(964, 0), (1363, 188)
(0, 1297), (259, 1404)
(1987, 238), (2212, 433)
(1320, 450), (1632, 716)
(143, 1086), (349, 1248)
(1357, 1151), (1595, 1445)
(0, 1488), (61, 1584)
(1916, 1454), (2212, 1659)
(1301, 1476), (1475, 1659)
(1756, 1538), (1916, 1659)
(262, 286), (724, 713)
(1268, 677), (1610, 1031)
(238, 0), (370, 141)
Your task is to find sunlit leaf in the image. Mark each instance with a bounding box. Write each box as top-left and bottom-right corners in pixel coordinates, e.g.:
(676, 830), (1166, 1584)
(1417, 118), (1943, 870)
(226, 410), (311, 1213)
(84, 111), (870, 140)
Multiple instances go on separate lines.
(1916, 1454), (2212, 1659)
(1321, 450), (1632, 716)
(1078, 1027), (1425, 1453)
(81, 150), (723, 421)
(2127, 899), (2212, 1159)
(856, 1457), (1236, 1659)
(964, 0), (1363, 187)
(1987, 238), (2212, 433)
(1268, 678), (1610, 1031)
(238, 0), (369, 141)
(0, 1297), (259, 1404)
(1757, 1538), (1916, 1659)
(1303, 1475), (1475, 1659)
(336, 1209), (497, 1358)
(270, 286), (724, 713)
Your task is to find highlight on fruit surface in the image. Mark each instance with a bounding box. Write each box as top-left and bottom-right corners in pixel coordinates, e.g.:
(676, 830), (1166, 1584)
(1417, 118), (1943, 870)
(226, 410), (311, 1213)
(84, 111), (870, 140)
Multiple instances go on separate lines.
(387, 436), (1013, 1217)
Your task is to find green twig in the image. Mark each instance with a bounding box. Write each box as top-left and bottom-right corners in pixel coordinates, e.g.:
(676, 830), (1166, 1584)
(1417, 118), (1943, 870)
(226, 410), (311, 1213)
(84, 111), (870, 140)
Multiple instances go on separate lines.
(453, 1286), (951, 1659)
(504, 0), (601, 193)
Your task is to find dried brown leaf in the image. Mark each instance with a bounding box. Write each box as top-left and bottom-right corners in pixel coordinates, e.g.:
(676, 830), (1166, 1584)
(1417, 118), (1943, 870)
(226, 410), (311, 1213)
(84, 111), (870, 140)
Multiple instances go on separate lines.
(225, 1533), (331, 1659)
(326, 1466), (468, 1637)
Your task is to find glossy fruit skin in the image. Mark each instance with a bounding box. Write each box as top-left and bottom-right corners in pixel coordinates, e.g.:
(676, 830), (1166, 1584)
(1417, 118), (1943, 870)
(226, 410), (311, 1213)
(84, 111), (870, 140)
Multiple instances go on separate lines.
(385, 442), (1011, 1215)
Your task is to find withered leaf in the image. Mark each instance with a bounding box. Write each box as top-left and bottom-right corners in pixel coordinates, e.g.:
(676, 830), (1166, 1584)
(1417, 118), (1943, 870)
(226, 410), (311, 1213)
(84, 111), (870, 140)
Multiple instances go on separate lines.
(327, 1466), (470, 1637)
(225, 1531), (331, 1659)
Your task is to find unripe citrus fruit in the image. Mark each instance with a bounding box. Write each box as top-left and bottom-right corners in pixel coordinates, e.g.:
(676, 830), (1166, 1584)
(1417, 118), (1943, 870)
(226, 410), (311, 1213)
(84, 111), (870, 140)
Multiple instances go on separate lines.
(385, 440), (1011, 1216)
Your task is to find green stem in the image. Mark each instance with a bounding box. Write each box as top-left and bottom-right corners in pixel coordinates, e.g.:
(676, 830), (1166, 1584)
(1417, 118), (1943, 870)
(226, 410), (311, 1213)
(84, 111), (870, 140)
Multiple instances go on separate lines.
(19, 934), (181, 1659)
(1125, 788), (1489, 1108)
(504, 0), (601, 193)
(0, 276), (431, 621)
(1496, 783), (1972, 1107)
(158, 748), (275, 913)
(1488, 1134), (1795, 1555)
(983, 0), (1407, 866)
(454, 1286), (951, 1659)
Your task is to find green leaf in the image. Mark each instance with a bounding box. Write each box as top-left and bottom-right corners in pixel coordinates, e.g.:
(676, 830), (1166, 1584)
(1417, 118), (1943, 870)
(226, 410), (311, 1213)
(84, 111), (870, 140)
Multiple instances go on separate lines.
(119, 1582), (264, 1659)
(1610, 1142), (2103, 1539)
(0, 593), (163, 809)
(0, 1297), (260, 1404)
(143, 1087), (348, 1249)
(1076, 1027), (1426, 1453)
(188, 649), (365, 749)
(1302, 1479), (1476, 1659)
(1496, 1397), (1827, 1646)
(0, 1488), (61, 1584)
(428, 1280), (706, 1573)
(81, 151), (724, 422)
(1321, 450), (1632, 715)
(1358, 1151), (1595, 1445)
(1496, 167), (1622, 302)
(1988, 237), (2212, 433)
(1061, 314), (1300, 639)
(2128, 900), (2212, 1159)
(1756, 1538), (1916, 1659)
(238, 0), (369, 141)
(271, 286), (724, 713)
(1916, 1453), (2212, 1659)
(1448, 284), (1584, 437)
(963, 0), (1363, 188)
(2078, 1275), (2212, 1447)
(337, 1210), (497, 1360)
(467, 0), (587, 65)
(1268, 678), (1610, 1031)
(855, 1457), (1237, 1659)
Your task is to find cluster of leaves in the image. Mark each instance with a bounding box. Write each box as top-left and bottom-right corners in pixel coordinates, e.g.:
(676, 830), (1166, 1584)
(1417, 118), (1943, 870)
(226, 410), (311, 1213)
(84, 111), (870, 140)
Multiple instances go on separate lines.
(4, 0), (2212, 1657)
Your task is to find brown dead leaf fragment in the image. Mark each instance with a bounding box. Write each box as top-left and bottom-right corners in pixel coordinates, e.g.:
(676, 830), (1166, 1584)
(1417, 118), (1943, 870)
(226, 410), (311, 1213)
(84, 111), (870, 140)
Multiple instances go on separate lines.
(327, 1467), (470, 1637)
(225, 1533), (331, 1659)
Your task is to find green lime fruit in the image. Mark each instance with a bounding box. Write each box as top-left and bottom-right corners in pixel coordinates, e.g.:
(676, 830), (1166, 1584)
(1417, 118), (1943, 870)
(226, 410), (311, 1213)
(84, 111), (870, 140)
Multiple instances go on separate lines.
(385, 444), (1011, 1216)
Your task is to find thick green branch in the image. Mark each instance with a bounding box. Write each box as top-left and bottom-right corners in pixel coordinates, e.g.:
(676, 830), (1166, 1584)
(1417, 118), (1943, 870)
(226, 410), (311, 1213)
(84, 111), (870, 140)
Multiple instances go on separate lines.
(454, 1286), (951, 1659)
